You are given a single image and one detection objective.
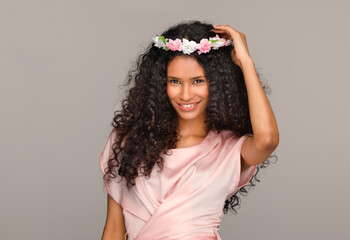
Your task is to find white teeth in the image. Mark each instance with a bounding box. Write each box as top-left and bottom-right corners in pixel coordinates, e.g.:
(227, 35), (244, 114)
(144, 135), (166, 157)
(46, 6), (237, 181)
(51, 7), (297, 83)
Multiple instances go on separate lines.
(180, 103), (196, 108)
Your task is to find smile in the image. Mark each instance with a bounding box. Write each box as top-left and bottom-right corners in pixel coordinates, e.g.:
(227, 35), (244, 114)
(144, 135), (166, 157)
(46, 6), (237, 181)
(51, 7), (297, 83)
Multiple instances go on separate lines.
(177, 101), (201, 111)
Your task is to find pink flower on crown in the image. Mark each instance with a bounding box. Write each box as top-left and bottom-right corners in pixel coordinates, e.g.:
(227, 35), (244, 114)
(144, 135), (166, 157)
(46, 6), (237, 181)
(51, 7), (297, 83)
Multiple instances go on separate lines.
(166, 38), (182, 51)
(224, 39), (231, 46)
(196, 38), (212, 55)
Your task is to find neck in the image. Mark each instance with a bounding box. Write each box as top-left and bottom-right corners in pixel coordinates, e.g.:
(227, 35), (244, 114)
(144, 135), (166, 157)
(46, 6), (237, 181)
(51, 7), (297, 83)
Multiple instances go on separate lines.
(177, 116), (209, 137)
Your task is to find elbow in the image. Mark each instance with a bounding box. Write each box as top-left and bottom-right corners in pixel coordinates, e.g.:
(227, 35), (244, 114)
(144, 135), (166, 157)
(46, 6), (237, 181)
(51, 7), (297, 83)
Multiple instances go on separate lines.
(256, 132), (279, 150)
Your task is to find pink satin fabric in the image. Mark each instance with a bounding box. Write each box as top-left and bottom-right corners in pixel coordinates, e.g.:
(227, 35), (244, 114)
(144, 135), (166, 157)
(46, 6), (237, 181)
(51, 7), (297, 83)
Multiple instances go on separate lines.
(100, 129), (257, 240)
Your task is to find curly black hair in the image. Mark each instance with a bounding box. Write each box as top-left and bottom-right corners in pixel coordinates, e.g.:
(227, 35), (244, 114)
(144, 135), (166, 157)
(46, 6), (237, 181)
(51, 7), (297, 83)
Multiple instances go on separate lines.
(103, 19), (278, 214)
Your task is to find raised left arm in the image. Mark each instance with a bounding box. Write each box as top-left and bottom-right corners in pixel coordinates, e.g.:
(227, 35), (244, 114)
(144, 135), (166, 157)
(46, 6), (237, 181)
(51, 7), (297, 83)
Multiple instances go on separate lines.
(212, 25), (279, 167)
(240, 58), (279, 167)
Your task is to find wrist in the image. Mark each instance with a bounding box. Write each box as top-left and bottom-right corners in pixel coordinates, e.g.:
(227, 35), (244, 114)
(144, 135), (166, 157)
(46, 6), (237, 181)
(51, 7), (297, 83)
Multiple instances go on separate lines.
(241, 57), (254, 66)
(240, 58), (255, 71)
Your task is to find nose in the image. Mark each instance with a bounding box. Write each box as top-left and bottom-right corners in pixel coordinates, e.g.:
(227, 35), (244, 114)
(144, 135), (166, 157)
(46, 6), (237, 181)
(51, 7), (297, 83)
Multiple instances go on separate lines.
(180, 83), (193, 101)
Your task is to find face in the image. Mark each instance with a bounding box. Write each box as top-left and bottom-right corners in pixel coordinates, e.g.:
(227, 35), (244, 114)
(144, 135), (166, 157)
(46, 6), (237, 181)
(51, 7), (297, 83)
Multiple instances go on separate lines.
(166, 55), (209, 123)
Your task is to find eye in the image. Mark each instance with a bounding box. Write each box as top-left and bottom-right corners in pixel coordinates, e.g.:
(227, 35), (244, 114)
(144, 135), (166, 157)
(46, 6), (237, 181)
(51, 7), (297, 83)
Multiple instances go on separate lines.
(194, 79), (204, 84)
(169, 79), (180, 84)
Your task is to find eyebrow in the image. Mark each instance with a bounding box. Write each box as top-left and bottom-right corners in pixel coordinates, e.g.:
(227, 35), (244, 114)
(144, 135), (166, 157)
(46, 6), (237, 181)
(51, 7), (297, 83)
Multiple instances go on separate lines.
(167, 76), (205, 80)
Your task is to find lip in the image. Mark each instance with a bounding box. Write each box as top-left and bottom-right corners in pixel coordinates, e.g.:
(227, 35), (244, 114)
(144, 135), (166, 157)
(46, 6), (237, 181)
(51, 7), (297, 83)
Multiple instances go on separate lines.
(177, 101), (200, 105)
(177, 101), (201, 111)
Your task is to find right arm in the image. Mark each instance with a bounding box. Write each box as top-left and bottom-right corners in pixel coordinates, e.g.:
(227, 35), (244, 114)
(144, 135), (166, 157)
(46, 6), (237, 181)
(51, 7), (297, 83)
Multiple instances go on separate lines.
(101, 194), (127, 240)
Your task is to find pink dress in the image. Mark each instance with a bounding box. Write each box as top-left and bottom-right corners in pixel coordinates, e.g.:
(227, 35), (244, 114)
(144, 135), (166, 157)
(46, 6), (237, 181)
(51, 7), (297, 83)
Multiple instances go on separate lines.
(100, 128), (257, 240)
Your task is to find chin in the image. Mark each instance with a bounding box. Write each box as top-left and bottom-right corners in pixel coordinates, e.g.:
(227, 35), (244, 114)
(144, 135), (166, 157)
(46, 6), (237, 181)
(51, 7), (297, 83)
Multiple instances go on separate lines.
(176, 110), (205, 119)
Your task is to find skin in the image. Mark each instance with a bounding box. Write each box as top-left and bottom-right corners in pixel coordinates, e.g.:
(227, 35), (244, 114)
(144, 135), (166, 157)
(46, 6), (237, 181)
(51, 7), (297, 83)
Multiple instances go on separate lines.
(212, 24), (279, 171)
(166, 55), (210, 148)
(101, 195), (126, 240)
(102, 55), (211, 239)
(102, 24), (280, 239)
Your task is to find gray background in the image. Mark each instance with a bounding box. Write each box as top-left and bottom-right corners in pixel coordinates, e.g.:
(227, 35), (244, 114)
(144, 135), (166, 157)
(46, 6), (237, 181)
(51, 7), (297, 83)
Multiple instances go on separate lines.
(1, 0), (349, 239)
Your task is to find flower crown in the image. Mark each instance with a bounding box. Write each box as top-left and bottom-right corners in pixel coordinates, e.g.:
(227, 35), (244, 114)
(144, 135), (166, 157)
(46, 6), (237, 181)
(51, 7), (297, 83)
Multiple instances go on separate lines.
(152, 34), (233, 55)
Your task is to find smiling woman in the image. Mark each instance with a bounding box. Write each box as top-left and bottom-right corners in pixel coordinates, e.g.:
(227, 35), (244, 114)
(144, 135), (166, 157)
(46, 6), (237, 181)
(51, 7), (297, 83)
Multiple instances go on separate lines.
(100, 20), (278, 240)
(166, 55), (210, 139)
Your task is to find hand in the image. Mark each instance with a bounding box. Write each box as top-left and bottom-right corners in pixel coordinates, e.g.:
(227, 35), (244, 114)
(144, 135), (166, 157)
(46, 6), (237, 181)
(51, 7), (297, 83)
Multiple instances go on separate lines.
(212, 25), (252, 69)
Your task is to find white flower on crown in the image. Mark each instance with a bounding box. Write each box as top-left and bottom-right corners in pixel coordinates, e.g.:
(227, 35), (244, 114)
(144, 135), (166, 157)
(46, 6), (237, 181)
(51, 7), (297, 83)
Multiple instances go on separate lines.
(152, 35), (166, 49)
(209, 35), (226, 50)
(179, 38), (197, 55)
(152, 34), (232, 54)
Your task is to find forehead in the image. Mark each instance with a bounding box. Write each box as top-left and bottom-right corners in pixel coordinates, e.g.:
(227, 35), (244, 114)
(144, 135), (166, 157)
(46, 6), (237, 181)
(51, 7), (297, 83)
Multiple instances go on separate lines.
(167, 56), (205, 77)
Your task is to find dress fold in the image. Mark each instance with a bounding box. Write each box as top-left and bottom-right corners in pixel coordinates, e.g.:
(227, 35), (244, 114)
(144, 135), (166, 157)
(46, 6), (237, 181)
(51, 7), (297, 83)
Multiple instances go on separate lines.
(100, 129), (257, 239)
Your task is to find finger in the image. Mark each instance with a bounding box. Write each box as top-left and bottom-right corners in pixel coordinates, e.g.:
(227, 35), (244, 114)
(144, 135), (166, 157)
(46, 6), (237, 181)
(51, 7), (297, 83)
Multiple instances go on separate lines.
(213, 24), (235, 30)
(212, 29), (226, 32)
(212, 29), (229, 35)
(213, 25), (239, 35)
(211, 30), (232, 39)
(212, 28), (231, 35)
(213, 25), (232, 31)
(220, 34), (232, 39)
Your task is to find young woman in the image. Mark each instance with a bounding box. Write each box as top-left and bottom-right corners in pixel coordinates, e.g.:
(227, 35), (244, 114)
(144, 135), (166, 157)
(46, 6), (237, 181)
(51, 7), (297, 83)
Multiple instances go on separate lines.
(100, 20), (279, 240)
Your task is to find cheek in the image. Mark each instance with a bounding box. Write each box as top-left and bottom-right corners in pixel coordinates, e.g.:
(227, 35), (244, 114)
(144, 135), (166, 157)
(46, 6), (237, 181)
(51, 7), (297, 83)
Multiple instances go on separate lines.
(198, 86), (209, 99)
(166, 86), (175, 99)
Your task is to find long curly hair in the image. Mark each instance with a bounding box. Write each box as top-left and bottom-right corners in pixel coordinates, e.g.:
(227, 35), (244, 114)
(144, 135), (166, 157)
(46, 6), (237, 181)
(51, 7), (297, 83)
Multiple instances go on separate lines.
(103, 20), (278, 214)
